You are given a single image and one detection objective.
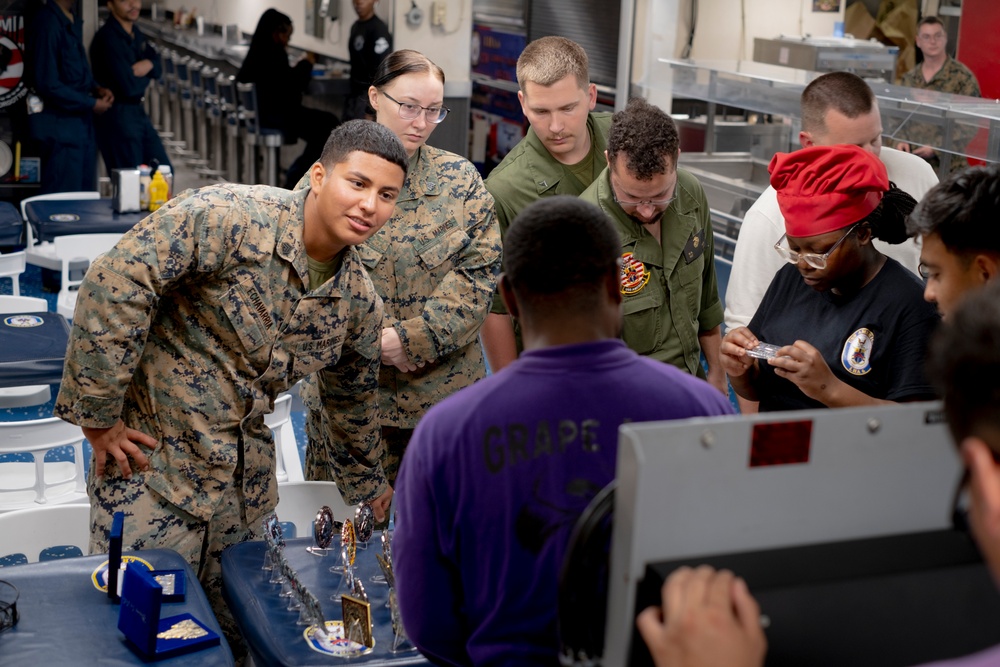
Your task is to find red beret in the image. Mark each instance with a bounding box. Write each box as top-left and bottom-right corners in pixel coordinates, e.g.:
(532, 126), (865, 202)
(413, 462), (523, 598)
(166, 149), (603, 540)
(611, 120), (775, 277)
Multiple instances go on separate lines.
(769, 144), (889, 238)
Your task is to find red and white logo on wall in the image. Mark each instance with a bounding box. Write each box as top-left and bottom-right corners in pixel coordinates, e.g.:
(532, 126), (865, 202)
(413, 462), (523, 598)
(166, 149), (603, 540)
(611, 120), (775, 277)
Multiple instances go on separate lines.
(0, 13), (26, 110)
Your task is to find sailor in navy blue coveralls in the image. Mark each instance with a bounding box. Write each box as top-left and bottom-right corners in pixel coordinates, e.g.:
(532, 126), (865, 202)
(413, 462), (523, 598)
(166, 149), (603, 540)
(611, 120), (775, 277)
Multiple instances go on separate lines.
(28, 0), (110, 193)
(90, 2), (171, 172)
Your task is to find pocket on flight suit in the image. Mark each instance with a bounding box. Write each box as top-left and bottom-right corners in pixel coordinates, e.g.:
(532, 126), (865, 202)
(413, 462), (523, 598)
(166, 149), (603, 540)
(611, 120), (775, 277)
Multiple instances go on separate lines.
(621, 294), (661, 356)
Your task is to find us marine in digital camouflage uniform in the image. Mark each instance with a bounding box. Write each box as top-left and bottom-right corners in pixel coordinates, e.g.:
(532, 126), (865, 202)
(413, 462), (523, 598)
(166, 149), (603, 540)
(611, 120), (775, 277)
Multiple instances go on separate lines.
(302, 50), (501, 486)
(895, 16), (982, 176)
(53, 120), (407, 656)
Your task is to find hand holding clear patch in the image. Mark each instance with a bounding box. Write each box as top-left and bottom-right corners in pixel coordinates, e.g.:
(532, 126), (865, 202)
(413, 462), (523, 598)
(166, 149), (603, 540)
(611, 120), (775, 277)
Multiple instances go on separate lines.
(746, 342), (781, 360)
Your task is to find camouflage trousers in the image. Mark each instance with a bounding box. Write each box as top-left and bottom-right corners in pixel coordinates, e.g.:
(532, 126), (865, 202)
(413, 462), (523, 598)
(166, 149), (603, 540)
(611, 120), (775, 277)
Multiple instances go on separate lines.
(304, 408), (412, 489)
(88, 466), (257, 663)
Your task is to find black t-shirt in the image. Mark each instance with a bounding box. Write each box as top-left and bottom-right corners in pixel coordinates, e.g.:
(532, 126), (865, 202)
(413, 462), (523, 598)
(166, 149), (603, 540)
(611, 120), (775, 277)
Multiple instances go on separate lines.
(349, 16), (392, 96)
(748, 259), (940, 412)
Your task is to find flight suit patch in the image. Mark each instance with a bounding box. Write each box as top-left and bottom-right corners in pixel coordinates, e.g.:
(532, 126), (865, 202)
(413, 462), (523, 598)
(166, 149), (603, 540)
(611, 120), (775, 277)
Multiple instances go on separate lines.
(683, 229), (706, 264)
(620, 252), (650, 295)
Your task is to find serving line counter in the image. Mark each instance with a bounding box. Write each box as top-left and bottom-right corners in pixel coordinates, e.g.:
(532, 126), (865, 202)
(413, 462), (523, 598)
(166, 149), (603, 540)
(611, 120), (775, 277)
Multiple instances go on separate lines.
(662, 58), (1000, 179)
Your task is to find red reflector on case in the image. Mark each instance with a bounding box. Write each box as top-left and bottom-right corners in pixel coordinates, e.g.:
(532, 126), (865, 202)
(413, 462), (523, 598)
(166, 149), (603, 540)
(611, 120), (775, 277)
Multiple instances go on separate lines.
(749, 420), (812, 467)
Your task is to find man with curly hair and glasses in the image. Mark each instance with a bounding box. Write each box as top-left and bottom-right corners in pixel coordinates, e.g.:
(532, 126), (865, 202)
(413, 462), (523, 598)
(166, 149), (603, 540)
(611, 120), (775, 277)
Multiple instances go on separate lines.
(580, 97), (727, 395)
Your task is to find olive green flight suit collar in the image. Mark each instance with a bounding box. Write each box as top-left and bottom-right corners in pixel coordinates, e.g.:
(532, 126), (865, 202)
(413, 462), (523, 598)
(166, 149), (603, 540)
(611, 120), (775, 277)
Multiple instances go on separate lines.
(592, 166), (700, 272)
(521, 112), (612, 196)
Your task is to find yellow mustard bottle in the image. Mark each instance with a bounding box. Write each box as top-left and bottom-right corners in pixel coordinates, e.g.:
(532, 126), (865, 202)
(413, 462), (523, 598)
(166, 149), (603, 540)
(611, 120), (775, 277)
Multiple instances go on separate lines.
(148, 170), (169, 211)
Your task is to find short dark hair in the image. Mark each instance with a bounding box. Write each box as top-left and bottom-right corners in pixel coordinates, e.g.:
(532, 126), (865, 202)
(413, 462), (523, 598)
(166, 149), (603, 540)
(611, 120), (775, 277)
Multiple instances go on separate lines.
(606, 98), (679, 181)
(516, 36), (589, 90)
(504, 196), (620, 306)
(800, 71), (876, 133)
(927, 280), (1000, 444)
(918, 16), (945, 29)
(906, 164), (1000, 256)
(318, 119), (408, 177)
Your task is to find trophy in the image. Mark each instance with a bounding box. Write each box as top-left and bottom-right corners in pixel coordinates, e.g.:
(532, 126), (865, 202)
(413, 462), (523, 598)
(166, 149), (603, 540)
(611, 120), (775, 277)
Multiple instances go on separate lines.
(331, 518), (357, 603)
(354, 502), (375, 549)
(308, 506), (335, 556)
(389, 589), (416, 653)
(261, 513), (284, 572)
(372, 526), (392, 585)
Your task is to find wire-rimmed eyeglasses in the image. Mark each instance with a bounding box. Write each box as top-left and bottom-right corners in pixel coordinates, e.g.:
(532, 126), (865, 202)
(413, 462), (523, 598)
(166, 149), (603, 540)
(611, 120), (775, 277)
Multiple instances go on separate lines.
(380, 91), (450, 124)
(773, 223), (861, 270)
(610, 174), (675, 210)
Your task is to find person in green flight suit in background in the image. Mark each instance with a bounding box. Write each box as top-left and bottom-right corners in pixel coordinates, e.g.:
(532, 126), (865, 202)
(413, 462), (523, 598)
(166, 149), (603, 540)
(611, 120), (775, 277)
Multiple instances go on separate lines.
(480, 36), (612, 372)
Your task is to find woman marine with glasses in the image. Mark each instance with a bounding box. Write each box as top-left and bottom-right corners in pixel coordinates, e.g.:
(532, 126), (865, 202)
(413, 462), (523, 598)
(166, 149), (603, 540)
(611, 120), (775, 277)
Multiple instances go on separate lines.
(721, 144), (939, 412)
(302, 50), (501, 486)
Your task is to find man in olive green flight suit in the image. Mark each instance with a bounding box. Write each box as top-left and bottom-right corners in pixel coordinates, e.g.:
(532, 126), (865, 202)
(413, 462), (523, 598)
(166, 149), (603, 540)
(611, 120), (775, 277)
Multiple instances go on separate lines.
(481, 36), (612, 372)
(580, 98), (727, 395)
(54, 120), (407, 657)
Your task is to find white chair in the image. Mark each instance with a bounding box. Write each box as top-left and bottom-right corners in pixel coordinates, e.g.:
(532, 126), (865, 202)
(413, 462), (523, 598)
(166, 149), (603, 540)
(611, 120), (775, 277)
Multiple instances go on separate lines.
(0, 503), (90, 566)
(0, 250), (25, 295)
(53, 233), (122, 320)
(273, 481), (356, 540)
(20, 191), (101, 272)
(0, 294), (47, 313)
(0, 417), (89, 512)
(267, 392), (304, 484)
(0, 294), (51, 407)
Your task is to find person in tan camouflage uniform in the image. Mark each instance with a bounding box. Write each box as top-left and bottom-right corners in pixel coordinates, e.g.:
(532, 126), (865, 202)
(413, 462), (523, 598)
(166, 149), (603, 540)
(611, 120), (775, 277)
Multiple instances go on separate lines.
(895, 15), (981, 176)
(54, 120), (406, 657)
(303, 50), (501, 487)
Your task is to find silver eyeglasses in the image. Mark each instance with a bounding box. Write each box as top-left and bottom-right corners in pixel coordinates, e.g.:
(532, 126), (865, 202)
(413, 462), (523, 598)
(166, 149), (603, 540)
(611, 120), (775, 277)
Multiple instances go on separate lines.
(773, 223), (861, 270)
(610, 176), (675, 210)
(381, 91), (450, 124)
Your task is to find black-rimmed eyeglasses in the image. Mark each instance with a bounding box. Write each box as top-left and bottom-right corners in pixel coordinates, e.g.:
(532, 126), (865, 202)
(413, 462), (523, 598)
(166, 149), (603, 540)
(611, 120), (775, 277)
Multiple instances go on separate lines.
(380, 91), (450, 124)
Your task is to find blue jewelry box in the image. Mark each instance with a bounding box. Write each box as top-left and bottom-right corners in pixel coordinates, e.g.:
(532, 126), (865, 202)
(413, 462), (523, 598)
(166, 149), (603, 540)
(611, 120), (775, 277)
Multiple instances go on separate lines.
(118, 565), (219, 659)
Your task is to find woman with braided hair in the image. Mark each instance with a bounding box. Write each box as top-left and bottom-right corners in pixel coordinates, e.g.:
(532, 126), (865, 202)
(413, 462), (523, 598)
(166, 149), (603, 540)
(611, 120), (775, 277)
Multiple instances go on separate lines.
(721, 143), (940, 411)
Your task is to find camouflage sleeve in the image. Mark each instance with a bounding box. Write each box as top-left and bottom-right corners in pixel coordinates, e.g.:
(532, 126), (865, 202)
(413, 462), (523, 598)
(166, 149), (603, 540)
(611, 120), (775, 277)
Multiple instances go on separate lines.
(54, 188), (246, 427)
(394, 166), (502, 363)
(316, 288), (389, 503)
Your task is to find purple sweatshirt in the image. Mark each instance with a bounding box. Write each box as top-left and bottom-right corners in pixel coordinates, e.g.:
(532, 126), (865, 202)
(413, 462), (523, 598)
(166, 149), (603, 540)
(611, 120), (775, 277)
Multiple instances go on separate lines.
(919, 645), (1000, 667)
(394, 340), (733, 666)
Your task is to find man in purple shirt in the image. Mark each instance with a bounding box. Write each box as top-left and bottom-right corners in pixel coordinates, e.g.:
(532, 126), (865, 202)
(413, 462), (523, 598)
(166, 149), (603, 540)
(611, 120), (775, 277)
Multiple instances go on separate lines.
(636, 280), (1000, 667)
(393, 195), (733, 666)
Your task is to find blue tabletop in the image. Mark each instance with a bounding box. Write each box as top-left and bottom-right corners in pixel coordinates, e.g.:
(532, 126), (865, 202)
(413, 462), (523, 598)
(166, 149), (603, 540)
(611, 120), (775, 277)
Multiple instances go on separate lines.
(0, 311), (69, 389)
(222, 537), (430, 667)
(0, 201), (21, 246)
(24, 199), (149, 243)
(0, 548), (234, 666)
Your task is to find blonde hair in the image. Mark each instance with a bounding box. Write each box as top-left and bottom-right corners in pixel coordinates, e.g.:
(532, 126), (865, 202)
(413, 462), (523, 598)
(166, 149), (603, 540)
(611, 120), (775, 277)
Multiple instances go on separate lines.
(516, 36), (589, 90)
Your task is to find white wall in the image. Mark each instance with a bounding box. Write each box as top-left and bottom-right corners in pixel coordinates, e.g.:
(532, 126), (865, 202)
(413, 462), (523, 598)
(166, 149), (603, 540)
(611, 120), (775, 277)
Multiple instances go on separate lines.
(688, 0), (844, 61)
(629, 0), (845, 108)
(154, 0), (473, 92)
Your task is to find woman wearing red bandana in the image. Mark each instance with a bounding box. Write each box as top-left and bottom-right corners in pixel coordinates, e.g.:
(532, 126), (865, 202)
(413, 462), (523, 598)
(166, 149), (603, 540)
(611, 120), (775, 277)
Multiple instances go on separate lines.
(721, 144), (939, 412)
